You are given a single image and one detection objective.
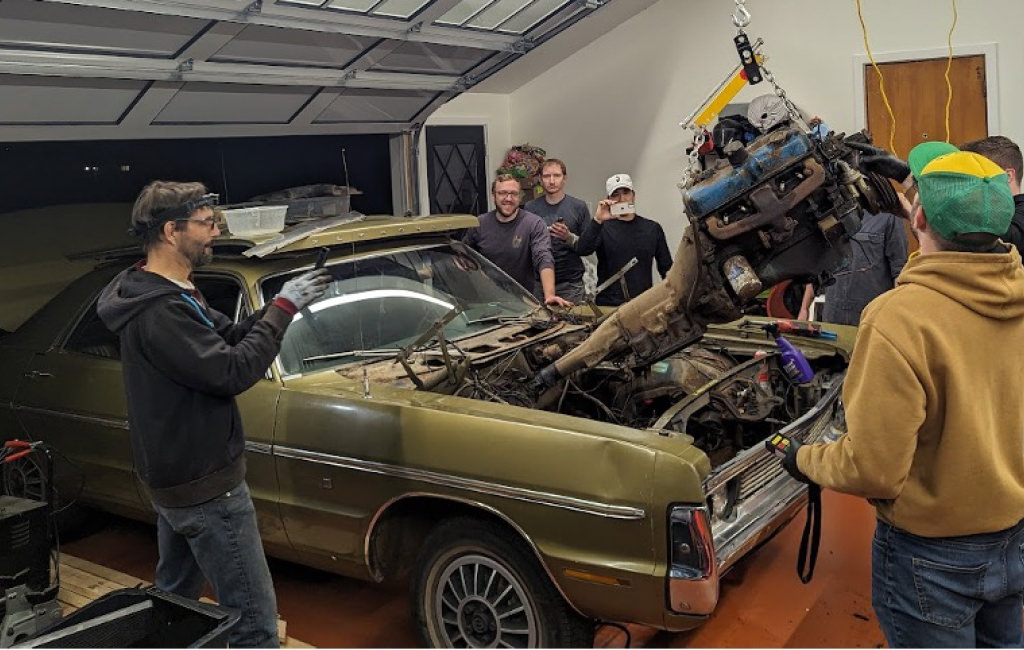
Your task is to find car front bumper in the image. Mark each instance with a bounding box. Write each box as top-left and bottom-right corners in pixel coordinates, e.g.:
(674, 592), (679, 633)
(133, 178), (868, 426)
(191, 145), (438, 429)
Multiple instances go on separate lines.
(668, 377), (844, 615)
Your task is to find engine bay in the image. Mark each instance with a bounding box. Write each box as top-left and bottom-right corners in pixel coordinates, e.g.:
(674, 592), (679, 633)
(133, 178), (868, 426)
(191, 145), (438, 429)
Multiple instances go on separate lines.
(336, 318), (847, 470)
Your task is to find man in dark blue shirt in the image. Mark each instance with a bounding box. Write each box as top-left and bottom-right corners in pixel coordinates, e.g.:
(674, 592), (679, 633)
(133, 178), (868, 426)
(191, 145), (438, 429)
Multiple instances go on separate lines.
(818, 210), (907, 325)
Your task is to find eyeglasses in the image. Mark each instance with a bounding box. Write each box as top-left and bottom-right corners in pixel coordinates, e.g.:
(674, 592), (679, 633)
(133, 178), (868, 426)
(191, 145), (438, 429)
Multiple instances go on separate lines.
(494, 190), (520, 198)
(177, 216), (220, 231)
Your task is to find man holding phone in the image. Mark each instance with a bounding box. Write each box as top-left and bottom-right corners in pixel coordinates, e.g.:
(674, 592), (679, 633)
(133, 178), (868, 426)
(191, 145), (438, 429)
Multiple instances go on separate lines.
(577, 173), (672, 306)
(97, 180), (330, 647)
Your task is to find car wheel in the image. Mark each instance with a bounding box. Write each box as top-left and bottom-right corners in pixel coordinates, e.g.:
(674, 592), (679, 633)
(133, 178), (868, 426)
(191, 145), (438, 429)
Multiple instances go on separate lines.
(412, 517), (595, 648)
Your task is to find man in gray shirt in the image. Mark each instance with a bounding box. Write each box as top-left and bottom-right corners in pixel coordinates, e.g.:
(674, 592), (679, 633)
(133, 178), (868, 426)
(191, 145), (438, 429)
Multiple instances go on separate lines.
(524, 159), (594, 303)
(463, 174), (573, 307)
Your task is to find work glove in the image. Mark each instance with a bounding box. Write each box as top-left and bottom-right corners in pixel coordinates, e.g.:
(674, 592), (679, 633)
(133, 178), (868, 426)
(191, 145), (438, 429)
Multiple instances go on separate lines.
(276, 268), (331, 311)
(847, 141), (911, 183)
(766, 436), (814, 485)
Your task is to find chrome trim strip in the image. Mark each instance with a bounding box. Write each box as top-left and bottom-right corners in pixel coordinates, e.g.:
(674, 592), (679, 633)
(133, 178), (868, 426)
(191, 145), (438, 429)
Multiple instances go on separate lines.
(273, 445), (645, 520)
(245, 441), (273, 455)
(12, 404), (128, 430)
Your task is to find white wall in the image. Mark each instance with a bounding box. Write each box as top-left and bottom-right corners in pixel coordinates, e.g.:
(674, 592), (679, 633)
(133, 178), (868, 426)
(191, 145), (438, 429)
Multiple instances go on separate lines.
(416, 93), (511, 215)
(427, 0), (1023, 251)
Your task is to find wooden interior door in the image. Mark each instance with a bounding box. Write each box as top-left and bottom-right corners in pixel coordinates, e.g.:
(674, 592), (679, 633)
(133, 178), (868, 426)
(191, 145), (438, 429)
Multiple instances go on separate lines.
(865, 54), (988, 252)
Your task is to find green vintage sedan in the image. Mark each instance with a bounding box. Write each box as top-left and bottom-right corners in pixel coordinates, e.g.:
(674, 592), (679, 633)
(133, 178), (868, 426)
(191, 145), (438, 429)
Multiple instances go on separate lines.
(0, 213), (851, 647)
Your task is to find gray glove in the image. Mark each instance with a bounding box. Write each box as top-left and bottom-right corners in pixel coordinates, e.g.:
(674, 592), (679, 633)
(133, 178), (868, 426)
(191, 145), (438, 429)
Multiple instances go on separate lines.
(276, 268), (331, 311)
(847, 141), (911, 183)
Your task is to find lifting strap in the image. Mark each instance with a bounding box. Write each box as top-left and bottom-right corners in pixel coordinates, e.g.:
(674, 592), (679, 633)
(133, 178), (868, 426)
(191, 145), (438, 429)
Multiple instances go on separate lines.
(797, 483), (822, 583)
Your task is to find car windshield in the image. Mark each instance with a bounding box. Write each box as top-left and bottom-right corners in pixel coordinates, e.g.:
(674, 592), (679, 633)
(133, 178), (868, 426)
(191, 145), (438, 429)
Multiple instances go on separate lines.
(261, 242), (543, 375)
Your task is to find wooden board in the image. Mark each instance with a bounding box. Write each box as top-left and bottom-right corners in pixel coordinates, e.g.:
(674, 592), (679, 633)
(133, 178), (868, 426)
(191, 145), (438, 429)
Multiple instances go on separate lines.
(56, 553), (312, 648)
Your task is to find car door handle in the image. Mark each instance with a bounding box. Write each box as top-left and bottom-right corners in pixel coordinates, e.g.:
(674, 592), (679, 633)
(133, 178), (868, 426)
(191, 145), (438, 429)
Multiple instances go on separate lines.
(24, 370), (53, 379)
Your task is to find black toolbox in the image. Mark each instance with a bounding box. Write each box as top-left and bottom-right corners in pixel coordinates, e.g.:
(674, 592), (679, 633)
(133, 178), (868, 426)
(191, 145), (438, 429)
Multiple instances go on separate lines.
(18, 587), (239, 648)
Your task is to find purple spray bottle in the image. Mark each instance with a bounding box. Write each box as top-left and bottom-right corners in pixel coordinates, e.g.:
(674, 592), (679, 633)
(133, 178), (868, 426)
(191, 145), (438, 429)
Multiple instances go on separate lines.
(764, 323), (815, 384)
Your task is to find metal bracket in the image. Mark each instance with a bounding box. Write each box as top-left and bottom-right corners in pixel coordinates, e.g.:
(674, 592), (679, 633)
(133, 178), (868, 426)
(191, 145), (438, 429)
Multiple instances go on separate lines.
(734, 32), (762, 85)
(245, 0), (262, 15)
(592, 256), (638, 298)
(454, 74), (477, 91)
(395, 304), (464, 389)
(177, 58), (194, 73)
(407, 21), (423, 34)
(580, 0), (608, 8)
(511, 36), (535, 54)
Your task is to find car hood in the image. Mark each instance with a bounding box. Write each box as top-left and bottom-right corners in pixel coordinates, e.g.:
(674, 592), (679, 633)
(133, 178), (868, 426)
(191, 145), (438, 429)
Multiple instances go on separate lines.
(286, 371), (712, 471)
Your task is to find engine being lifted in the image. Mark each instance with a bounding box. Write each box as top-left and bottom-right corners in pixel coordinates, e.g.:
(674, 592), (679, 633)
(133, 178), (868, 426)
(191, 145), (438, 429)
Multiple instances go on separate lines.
(534, 124), (898, 385)
(351, 122), (895, 466)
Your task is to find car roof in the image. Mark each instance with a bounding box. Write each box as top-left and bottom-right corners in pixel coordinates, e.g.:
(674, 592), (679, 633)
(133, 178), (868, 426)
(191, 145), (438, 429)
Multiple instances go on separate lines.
(231, 213), (479, 257)
(72, 213), (480, 264)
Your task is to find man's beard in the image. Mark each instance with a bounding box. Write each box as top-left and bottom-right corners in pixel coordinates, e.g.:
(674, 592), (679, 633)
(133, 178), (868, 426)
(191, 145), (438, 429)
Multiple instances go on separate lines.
(182, 238), (213, 267)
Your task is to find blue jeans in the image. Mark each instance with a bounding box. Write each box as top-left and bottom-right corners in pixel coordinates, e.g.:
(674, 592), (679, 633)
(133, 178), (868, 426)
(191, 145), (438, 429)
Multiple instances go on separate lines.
(872, 517), (1024, 648)
(153, 481), (279, 648)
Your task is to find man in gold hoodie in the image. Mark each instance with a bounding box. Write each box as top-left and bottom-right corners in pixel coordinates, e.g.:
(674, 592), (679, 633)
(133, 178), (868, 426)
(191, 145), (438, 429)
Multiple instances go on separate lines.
(781, 142), (1024, 648)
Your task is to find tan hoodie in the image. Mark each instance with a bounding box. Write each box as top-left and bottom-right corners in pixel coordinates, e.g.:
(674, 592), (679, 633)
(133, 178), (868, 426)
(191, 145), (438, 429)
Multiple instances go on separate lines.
(799, 246), (1024, 537)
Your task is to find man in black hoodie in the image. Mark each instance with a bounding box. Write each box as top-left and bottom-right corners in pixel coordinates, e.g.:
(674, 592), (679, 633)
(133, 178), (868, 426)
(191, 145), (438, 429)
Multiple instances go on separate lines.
(961, 136), (1024, 259)
(97, 181), (329, 648)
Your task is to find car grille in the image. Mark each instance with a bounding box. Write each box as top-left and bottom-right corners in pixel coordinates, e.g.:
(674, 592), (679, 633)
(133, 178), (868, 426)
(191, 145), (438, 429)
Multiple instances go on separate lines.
(702, 377), (845, 571)
(733, 404), (837, 500)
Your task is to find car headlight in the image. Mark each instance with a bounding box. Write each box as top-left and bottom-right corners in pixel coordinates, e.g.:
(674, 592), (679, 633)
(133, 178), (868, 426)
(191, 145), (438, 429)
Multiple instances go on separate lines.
(667, 505), (719, 614)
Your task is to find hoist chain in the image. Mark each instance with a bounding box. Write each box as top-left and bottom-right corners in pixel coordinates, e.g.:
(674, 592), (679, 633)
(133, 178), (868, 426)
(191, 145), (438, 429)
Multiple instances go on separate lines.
(685, 131), (707, 180)
(760, 62), (810, 131)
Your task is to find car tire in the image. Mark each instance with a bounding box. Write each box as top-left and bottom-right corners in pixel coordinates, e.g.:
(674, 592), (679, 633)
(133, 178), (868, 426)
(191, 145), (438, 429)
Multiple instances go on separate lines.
(412, 517), (595, 648)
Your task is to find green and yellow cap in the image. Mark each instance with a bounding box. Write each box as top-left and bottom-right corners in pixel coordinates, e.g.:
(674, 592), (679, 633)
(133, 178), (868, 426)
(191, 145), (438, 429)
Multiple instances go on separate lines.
(908, 140), (958, 178)
(911, 141), (1014, 242)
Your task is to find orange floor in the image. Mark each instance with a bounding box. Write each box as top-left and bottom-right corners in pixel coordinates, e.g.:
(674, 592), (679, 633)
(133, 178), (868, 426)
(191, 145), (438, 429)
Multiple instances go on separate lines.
(60, 490), (885, 648)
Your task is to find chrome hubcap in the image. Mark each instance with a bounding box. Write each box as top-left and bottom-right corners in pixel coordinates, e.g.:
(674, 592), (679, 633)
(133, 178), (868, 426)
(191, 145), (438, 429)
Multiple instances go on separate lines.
(434, 553), (537, 648)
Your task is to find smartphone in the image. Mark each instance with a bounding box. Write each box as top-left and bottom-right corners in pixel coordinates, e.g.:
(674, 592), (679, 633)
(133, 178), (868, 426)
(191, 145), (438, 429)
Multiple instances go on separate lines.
(314, 246), (330, 269)
(610, 202), (635, 216)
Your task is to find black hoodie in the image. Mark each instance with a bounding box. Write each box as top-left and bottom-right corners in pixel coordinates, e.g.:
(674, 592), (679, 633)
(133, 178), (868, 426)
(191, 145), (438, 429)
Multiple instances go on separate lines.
(97, 265), (293, 507)
(1007, 194), (1024, 262)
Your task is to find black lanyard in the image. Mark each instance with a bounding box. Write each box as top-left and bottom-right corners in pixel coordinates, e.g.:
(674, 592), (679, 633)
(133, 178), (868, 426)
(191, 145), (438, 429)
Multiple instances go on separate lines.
(797, 484), (822, 584)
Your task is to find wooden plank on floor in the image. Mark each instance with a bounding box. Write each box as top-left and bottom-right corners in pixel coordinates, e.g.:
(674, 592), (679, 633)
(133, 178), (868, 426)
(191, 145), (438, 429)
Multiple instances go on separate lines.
(61, 554), (145, 589)
(60, 564), (137, 600)
(56, 553), (312, 648)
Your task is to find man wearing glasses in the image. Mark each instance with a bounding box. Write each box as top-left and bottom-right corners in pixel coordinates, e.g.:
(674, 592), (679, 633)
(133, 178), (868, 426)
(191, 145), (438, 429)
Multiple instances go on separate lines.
(463, 174), (573, 307)
(97, 180), (329, 647)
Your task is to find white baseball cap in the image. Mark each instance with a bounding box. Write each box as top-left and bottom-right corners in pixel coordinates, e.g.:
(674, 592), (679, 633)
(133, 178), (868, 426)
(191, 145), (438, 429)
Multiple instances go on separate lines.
(606, 173), (634, 196)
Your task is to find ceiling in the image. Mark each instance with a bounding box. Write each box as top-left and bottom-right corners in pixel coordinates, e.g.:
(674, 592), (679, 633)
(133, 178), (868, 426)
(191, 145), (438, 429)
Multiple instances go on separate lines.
(0, 0), (635, 142)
